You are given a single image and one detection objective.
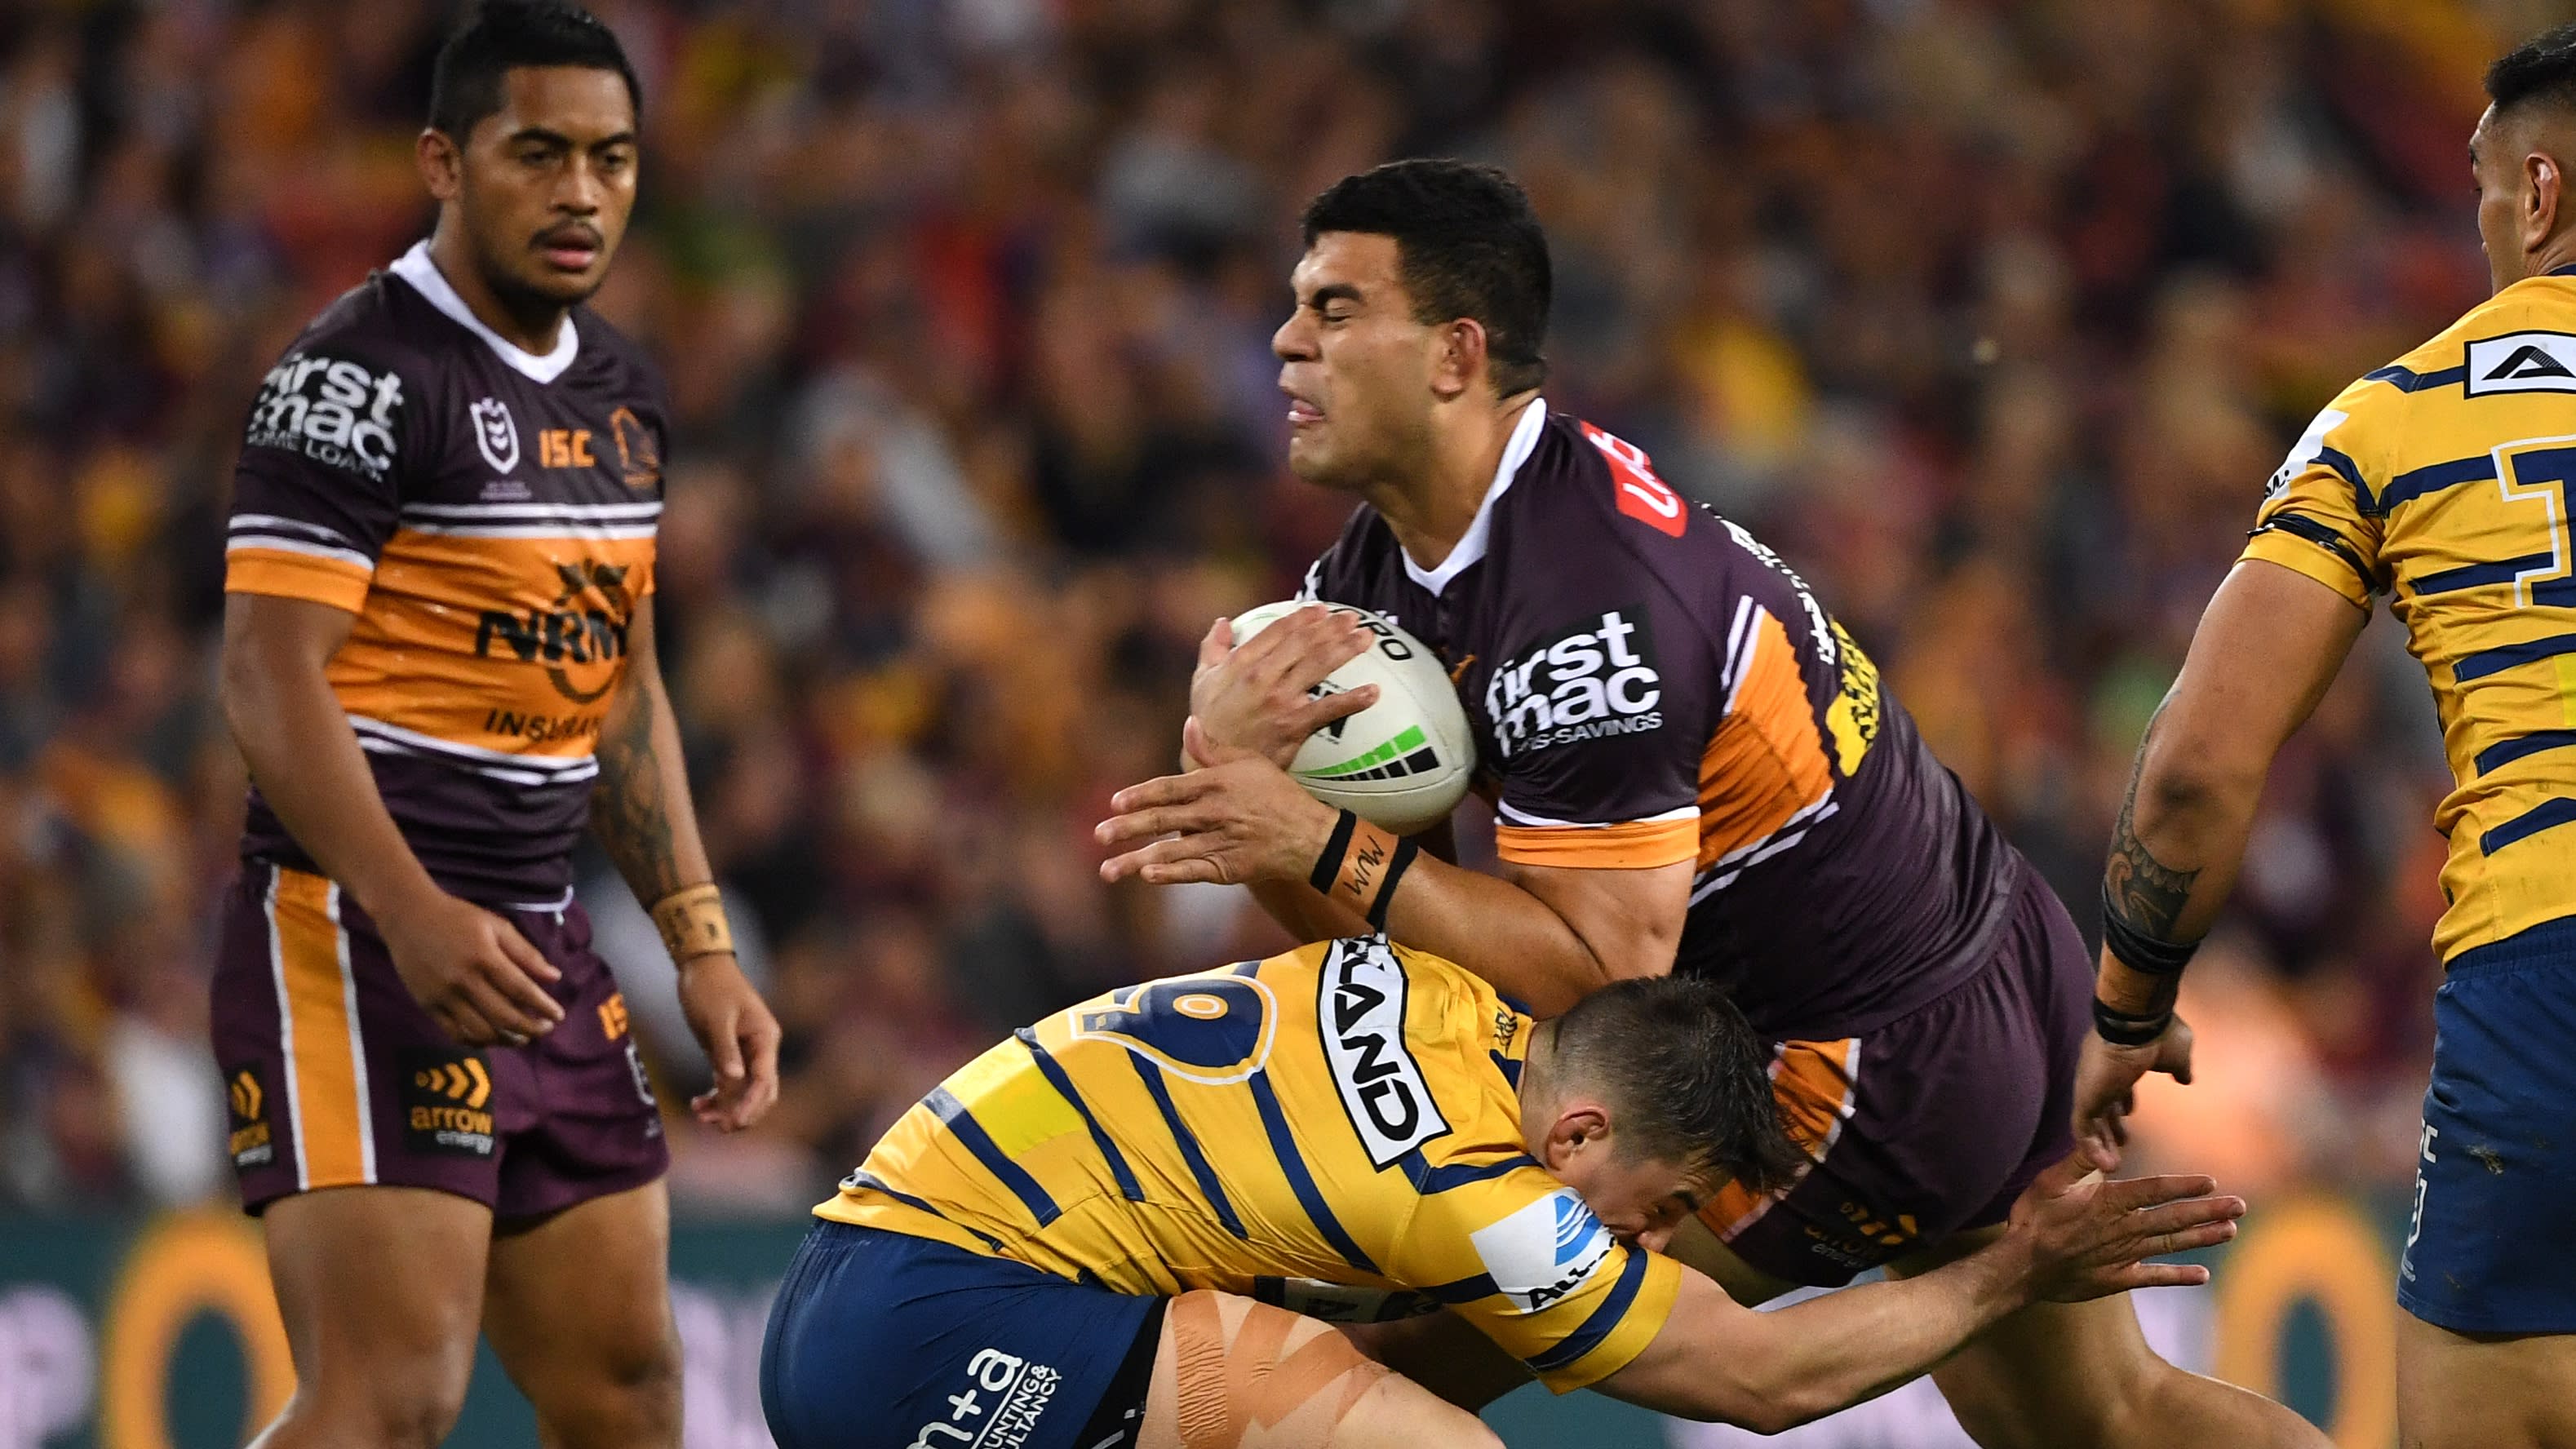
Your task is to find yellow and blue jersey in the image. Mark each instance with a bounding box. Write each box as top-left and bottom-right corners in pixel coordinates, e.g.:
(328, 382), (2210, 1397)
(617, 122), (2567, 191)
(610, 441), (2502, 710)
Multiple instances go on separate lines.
(815, 938), (1683, 1393)
(2250, 266), (2576, 961)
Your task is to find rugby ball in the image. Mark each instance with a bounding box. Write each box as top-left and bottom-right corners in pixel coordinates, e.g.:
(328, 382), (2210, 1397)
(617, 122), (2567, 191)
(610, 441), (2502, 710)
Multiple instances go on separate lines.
(1229, 601), (1475, 835)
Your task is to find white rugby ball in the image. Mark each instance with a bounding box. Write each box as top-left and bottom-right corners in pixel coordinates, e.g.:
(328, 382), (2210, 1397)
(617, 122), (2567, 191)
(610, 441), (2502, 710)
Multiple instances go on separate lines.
(1230, 600), (1475, 835)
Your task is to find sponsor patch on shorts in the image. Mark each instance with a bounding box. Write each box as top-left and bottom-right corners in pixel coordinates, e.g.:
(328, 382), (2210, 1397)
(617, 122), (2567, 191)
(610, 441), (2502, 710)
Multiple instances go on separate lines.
(400, 1049), (496, 1157)
(225, 1063), (275, 1169)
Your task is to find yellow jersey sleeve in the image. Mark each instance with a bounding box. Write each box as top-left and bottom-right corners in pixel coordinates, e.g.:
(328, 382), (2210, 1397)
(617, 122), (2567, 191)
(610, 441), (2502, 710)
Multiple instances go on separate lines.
(1390, 1163), (1682, 1392)
(2241, 379), (2390, 610)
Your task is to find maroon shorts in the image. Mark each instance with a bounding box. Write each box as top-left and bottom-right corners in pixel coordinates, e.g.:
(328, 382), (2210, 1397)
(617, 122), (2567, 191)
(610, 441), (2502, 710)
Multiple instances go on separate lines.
(211, 862), (668, 1219)
(1699, 867), (2091, 1287)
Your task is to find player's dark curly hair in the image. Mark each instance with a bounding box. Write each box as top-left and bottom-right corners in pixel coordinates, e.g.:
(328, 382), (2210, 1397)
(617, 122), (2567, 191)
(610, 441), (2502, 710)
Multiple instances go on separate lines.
(1301, 160), (1551, 397)
(2489, 23), (2576, 117)
(1550, 975), (1807, 1194)
(428, 0), (641, 140)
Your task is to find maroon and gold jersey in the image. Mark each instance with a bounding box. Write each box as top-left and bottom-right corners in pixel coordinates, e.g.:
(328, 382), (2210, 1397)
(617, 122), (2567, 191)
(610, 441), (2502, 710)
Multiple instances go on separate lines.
(224, 242), (668, 903)
(1302, 403), (2024, 1039)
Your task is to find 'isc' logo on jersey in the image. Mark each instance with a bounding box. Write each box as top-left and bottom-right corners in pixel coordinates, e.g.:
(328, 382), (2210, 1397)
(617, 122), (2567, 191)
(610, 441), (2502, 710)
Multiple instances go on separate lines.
(246, 352), (403, 481)
(1484, 608), (1662, 759)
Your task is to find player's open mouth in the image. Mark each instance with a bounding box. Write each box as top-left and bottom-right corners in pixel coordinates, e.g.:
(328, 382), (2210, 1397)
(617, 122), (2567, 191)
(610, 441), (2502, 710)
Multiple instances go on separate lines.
(1286, 396), (1323, 426)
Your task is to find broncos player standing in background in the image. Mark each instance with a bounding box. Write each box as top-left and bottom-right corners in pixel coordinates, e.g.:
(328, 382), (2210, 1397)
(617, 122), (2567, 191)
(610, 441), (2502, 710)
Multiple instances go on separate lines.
(1096, 160), (2327, 1448)
(215, 5), (778, 1447)
(2073, 26), (2576, 1447)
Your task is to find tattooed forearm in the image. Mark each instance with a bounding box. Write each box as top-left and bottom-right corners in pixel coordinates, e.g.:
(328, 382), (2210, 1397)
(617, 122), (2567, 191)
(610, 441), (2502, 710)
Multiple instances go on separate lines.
(590, 675), (685, 902)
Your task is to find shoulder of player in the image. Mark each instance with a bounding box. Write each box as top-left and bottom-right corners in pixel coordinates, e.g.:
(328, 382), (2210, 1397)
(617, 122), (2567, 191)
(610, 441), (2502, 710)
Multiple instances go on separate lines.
(570, 305), (669, 399)
(1504, 411), (1735, 643)
(277, 271), (445, 386)
(2338, 281), (2576, 415)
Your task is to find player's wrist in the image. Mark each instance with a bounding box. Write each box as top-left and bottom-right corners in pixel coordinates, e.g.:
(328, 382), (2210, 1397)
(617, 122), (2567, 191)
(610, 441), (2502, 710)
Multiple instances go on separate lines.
(2090, 998), (2173, 1048)
(1308, 809), (1419, 932)
(650, 883), (734, 965)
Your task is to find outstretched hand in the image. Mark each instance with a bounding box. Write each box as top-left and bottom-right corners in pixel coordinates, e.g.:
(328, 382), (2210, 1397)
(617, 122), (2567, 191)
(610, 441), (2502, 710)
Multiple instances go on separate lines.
(2070, 1015), (2197, 1167)
(2008, 1143), (2241, 1304)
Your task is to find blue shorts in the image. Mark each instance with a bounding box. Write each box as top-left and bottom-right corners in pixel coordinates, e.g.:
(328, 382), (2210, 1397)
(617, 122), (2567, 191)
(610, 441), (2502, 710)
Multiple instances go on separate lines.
(760, 1221), (1164, 1449)
(2401, 918), (2576, 1333)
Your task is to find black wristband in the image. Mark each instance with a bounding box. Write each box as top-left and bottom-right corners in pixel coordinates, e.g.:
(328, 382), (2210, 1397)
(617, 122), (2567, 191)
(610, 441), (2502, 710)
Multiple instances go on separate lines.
(2092, 998), (2174, 1047)
(1309, 809), (1359, 893)
(2099, 882), (2199, 976)
(1366, 838), (1419, 933)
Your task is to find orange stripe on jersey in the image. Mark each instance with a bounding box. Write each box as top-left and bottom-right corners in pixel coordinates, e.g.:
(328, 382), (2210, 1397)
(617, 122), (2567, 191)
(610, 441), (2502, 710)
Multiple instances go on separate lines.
(1697, 1036), (1859, 1240)
(269, 868), (373, 1190)
(1696, 608), (1833, 869)
(1494, 815), (1700, 869)
(225, 549), (373, 613)
(325, 528), (657, 759)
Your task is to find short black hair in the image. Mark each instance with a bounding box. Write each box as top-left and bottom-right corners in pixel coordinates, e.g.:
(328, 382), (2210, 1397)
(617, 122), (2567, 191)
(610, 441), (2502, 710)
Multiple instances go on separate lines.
(1550, 976), (1805, 1194)
(2489, 24), (2576, 118)
(427, 0), (641, 141)
(1301, 159), (1551, 397)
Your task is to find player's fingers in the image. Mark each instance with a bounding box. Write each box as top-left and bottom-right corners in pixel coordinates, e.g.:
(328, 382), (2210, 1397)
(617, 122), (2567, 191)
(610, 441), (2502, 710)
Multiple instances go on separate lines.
(2122, 1194), (2246, 1243)
(427, 997), (494, 1049)
(2137, 1218), (2239, 1259)
(2098, 1172), (2220, 1212)
(1197, 618), (1234, 672)
(2111, 1262), (2214, 1292)
(478, 943), (565, 1028)
(1295, 684), (1379, 733)
(705, 1001), (746, 1084)
(459, 970), (553, 1041)
(1106, 772), (1210, 816)
(740, 1012), (783, 1126)
(487, 915), (562, 985)
(2028, 1150), (2095, 1200)
(1095, 801), (1224, 851)
(442, 980), (521, 1047)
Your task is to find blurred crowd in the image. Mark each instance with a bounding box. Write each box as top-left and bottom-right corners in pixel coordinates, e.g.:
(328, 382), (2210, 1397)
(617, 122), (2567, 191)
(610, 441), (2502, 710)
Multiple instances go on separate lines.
(0, 0), (2539, 1216)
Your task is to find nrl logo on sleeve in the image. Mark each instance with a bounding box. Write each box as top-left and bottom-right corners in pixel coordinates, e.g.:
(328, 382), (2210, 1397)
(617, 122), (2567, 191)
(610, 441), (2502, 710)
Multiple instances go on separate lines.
(471, 397), (521, 473)
(2467, 333), (2576, 397)
(2267, 407), (2349, 499)
(1483, 607), (1663, 759)
(1319, 939), (1449, 1168)
(1469, 1190), (1616, 1314)
(245, 352), (403, 480)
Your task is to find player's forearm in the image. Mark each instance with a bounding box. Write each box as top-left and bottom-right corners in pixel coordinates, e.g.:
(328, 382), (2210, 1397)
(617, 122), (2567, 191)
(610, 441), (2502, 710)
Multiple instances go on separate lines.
(1375, 854), (1618, 1014)
(220, 629), (441, 922)
(2094, 706), (2261, 1013)
(1247, 879), (1371, 942)
(1637, 1250), (2025, 1430)
(588, 637), (715, 904)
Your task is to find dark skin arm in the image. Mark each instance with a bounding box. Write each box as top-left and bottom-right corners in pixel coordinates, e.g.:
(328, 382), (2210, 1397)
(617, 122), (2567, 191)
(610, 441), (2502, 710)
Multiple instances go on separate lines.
(2073, 558), (2366, 1158)
(1109, 610), (1691, 1013)
(220, 593), (565, 1046)
(588, 602), (781, 1132)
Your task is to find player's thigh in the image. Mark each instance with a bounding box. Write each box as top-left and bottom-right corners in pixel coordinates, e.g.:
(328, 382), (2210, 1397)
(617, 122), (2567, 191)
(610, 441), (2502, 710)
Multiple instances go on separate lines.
(481, 1180), (680, 1431)
(2400, 1317), (2576, 1449)
(1139, 1291), (1498, 1449)
(261, 1185), (492, 1416)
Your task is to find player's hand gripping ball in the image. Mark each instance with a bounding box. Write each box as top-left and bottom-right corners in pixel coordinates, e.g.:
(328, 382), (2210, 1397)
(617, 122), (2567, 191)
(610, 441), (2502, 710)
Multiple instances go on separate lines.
(1224, 601), (1475, 835)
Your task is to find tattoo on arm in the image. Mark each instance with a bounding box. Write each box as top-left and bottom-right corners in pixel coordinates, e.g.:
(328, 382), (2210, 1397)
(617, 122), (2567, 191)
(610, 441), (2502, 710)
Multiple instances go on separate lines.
(2102, 738), (2198, 1014)
(590, 677), (685, 902)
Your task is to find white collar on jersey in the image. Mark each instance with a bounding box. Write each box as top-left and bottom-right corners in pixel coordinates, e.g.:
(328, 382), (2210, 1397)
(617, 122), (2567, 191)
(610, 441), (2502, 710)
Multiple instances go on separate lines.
(1400, 394), (1545, 596)
(387, 241), (580, 384)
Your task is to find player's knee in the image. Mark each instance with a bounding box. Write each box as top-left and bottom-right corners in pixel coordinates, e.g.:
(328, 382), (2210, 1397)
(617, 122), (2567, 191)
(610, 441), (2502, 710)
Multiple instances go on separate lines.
(544, 1323), (683, 1446)
(280, 1369), (470, 1449)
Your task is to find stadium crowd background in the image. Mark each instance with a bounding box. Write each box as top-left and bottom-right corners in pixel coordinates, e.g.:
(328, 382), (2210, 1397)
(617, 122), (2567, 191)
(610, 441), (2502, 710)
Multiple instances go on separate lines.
(0, 0), (2547, 1220)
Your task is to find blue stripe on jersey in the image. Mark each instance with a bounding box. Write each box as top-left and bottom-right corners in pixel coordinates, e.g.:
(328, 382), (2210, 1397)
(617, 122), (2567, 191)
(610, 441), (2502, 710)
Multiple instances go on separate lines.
(1015, 1029), (1143, 1203)
(2365, 362), (2468, 393)
(2415, 552), (2556, 596)
(2482, 798), (2576, 856)
(2457, 634), (2576, 682)
(1230, 959), (1263, 978)
(2478, 731), (2576, 776)
(2317, 446), (2374, 514)
(843, 1171), (1004, 1251)
(924, 1088), (1061, 1227)
(1248, 1070), (1380, 1274)
(1401, 1152), (1539, 1194)
(1525, 1247), (1652, 1374)
(1490, 1051), (1524, 1088)
(2380, 454), (2498, 512)
(1424, 1273), (1503, 1304)
(1125, 1054), (1245, 1237)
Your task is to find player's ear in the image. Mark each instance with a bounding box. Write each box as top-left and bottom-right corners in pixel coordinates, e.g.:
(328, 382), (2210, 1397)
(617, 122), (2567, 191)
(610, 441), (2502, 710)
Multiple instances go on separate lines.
(2525, 150), (2562, 254)
(1431, 317), (1488, 403)
(1541, 1101), (1611, 1172)
(418, 128), (464, 203)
